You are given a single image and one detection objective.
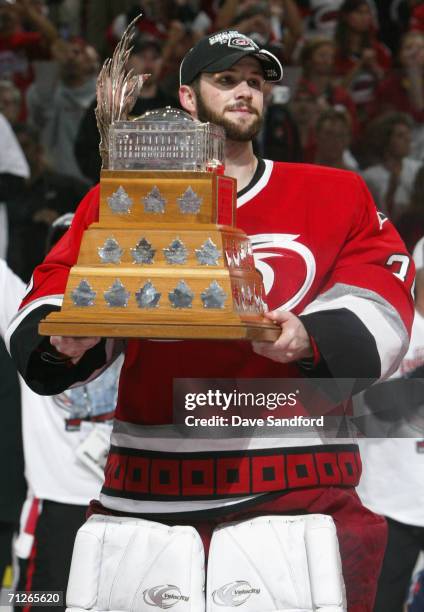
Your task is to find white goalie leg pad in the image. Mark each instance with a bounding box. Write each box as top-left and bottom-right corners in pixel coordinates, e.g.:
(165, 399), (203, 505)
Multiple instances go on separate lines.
(207, 514), (346, 612)
(65, 514), (205, 612)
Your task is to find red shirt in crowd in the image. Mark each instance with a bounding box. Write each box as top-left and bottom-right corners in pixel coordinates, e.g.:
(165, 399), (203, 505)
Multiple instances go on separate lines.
(334, 40), (391, 121)
(0, 30), (50, 119)
(373, 70), (424, 124)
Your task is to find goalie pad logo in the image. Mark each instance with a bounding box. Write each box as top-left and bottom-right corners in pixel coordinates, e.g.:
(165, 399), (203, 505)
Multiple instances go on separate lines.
(212, 580), (260, 607)
(143, 585), (189, 609)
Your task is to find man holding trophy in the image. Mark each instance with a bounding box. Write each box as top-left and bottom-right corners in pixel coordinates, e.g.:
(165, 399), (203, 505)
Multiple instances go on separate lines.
(7, 28), (415, 612)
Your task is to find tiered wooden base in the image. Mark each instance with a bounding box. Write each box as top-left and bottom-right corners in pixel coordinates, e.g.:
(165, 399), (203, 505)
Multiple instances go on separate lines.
(39, 170), (280, 341)
(39, 315), (280, 341)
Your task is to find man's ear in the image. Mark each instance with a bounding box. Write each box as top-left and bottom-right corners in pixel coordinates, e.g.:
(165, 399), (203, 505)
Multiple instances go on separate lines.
(179, 85), (197, 116)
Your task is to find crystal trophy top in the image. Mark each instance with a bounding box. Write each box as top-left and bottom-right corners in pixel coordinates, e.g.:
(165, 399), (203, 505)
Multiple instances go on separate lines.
(109, 107), (225, 172)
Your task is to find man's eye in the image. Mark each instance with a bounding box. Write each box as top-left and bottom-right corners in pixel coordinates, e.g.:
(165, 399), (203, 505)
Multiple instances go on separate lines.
(218, 75), (234, 85)
(248, 79), (263, 89)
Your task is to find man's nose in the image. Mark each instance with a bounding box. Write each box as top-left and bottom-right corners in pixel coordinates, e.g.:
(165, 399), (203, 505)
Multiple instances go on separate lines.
(234, 80), (253, 99)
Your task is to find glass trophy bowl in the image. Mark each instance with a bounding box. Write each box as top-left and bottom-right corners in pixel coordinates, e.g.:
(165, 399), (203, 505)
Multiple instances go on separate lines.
(38, 108), (279, 341)
(109, 107), (225, 172)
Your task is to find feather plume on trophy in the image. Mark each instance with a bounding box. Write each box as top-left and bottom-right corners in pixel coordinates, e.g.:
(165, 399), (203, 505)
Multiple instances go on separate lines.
(95, 14), (150, 168)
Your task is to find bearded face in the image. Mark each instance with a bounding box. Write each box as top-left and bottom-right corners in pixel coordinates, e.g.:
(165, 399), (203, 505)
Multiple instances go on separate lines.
(192, 57), (265, 142)
(195, 91), (263, 141)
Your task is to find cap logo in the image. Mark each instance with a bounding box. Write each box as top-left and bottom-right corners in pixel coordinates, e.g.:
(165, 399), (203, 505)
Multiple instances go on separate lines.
(228, 37), (256, 50)
(208, 31), (258, 52)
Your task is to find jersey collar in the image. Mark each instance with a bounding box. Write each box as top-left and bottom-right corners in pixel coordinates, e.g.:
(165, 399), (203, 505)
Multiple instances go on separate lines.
(237, 158), (273, 208)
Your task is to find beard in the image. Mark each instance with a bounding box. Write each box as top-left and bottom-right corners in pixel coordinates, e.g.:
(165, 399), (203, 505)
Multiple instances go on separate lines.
(196, 92), (263, 142)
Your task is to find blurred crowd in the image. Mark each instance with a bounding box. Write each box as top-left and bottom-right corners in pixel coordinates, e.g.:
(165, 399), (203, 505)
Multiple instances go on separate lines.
(0, 0), (423, 281)
(0, 1), (424, 610)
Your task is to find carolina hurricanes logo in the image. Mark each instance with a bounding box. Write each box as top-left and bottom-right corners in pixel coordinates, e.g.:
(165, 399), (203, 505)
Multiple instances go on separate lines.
(230, 37), (251, 47)
(228, 36), (258, 51)
(250, 233), (316, 311)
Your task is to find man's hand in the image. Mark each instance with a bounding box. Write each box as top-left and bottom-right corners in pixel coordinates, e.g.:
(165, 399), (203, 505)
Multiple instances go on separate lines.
(252, 310), (313, 363)
(50, 336), (101, 365)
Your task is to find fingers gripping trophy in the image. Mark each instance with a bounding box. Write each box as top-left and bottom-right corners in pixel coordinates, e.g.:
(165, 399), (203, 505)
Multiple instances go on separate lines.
(38, 17), (279, 342)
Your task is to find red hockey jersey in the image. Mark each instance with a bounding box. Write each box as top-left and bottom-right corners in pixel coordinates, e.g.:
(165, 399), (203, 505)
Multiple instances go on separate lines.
(7, 160), (414, 516)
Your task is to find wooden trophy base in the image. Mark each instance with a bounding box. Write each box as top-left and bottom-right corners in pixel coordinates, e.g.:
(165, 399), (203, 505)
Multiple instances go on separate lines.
(39, 170), (279, 342)
(39, 312), (280, 341)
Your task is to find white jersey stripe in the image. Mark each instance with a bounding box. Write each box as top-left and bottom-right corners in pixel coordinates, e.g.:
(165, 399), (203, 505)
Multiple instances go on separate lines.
(237, 159), (274, 207)
(110, 431), (327, 453)
(5, 295), (63, 352)
(100, 491), (263, 515)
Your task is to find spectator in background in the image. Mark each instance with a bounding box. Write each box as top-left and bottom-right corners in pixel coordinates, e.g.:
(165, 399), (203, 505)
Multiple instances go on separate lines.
(26, 36), (98, 182)
(373, 31), (424, 124)
(75, 35), (177, 185)
(109, 1), (186, 50)
(160, 18), (194, 97)
(86, 0), (134, 59)
(0, 110), (28, 581)
(373, 31), (424, 161)
(228, 0), (304, 63)
(188, 0), (303, 60)
(374, 0), (415, 54)
(0, 112), (28, 261)
(231, 2), (275, 47)
(410, 0), (424, 34)
(288, 80), (321, 161)
(396, 165), (424, 253)
(119, 36), (177, 115)
(362, 112), (422, 219)
(334, 0), (391, 126)
(296, 0), (344, 38)
(190, 0), (221, 39)
(0, 78), (21, 127)
(260, 83), (303, 162)
(0, 0), (57, 118)
(189, 0), (291, 43)
(0, 335), (25, 589)
(0, 217), (123, 611)
(357, 239), (424, 612)
(395, 209), (424, 254)
(7, 123), (90, 282)
(411, 165), (424, 210)
(297, 0), (378, 39)
(407, 569), (424, 611)
(298, 37), (358, 136)
(313, 107), (358, 170)
(46, 0), (83, 39)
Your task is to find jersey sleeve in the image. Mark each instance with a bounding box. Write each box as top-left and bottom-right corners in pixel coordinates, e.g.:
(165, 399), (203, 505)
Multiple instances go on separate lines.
(300, 173), (415, 382)
(6, 185), (119, 395)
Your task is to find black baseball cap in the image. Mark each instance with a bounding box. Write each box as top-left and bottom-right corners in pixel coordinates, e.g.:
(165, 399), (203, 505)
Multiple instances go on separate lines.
(180, 30), (283, 86)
